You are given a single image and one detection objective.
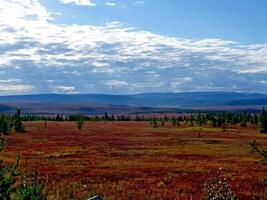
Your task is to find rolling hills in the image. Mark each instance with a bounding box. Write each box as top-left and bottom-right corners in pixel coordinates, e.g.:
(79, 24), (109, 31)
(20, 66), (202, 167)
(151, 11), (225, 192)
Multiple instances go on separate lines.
(0, 92), (266, 114)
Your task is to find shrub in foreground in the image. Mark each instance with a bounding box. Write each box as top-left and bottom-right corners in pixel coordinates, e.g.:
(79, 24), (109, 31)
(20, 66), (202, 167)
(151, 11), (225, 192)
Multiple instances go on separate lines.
(0, 115), (13, 135)
(203, 174), (236, 200)
(16, 172), (47, 200)
(0, 137), (20, 200)
(76, 114), (85, 130)
(260, 107), (267, 133)
(13, 109), (26, 133)
(1, 136), (46, 200)
(250, 141), (267, 200)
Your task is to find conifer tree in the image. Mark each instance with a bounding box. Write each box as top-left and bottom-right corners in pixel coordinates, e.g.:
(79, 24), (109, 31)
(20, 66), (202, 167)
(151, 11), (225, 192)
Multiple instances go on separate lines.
(260, 107), (267, 133)
(104, 112), (109, 122)
(164, 114), (168, 122)
(161, 119), (165, 127)
(254, 115), (259, 126)
(0, 137), (20, 200)
(76, 114), (84, 130)
(151, 118), (158, 128)
(171, 117), (177, 126)
(0, 114), (12, 135)
(197, 111), (202, 126)
(177, 120), (180, 128)
(13, 109), (25, 133)
(240, 114), (247, 127)
(189, 115), (194, 127)
(222, 116), (228, 132)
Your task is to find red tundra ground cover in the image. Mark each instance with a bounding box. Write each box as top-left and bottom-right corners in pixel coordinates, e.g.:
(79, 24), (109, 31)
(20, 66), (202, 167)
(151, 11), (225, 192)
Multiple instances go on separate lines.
(1, 122), (267, 200)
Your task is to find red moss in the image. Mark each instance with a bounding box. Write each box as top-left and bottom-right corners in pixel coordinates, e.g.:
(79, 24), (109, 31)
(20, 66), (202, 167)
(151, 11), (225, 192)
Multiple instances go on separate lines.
(1, 121), (266, 200)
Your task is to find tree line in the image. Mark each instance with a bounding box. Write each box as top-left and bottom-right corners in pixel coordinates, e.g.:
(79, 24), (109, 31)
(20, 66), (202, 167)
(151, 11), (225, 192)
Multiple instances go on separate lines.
(1, 108), (267, 133)
(0, 109), (46, 199)
(1, 108), (267, 199)
(0, 109), (25, 135)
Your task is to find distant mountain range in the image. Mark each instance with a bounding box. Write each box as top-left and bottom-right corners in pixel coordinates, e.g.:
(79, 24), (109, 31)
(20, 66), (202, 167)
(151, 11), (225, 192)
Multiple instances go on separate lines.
(0, 92), (267, 114)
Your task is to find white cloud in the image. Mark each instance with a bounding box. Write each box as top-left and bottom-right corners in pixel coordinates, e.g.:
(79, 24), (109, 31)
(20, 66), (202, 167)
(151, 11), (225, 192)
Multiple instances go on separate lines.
(171, 77), (193, 86)
(56, 86), (76, 93)
(0, 79), (21, 83)
(105, 80), (129, 88)
(60, 0), (96, 7)
(133, 1), (145, 6)
(0, 0), (267, 94)
(0, 83), (34, 94)
(105, 2), (117, 7)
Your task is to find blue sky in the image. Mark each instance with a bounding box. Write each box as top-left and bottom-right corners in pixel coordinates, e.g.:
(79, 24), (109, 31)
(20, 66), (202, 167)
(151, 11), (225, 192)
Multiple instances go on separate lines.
(0, 0), (266, 94)
(43, 0), (267, 44)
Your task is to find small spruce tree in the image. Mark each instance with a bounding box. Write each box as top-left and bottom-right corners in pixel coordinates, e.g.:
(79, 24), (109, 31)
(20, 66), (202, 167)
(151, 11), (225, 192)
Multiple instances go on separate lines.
(171, 117), (177, 126)
(189, 115), (194, 127)
(254, 115), (259, 127)
(16, 172), (47, 200)
(0, 114), (12, 135)
(240, 116), (247, 127)
(260, 107), (267, 133)
(250, 141), (267, 199)
(13, 109), (25, 133)
(152, 118), (158, 128)
(76, 114), (84, 130)
(161, 119), (165, 127)
(0, 137), (20, 200)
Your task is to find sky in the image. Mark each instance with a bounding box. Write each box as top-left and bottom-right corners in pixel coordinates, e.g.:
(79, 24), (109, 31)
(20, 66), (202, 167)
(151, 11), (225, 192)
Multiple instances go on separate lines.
(0, 0), (267, 95)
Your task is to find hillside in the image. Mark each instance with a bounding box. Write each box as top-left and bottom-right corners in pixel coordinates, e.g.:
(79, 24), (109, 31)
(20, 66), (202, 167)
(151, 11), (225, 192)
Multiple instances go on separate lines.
(0, 92), (266, 114)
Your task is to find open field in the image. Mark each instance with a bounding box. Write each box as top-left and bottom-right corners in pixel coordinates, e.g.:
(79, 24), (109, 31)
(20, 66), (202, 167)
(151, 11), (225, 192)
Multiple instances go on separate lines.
(1, 122), (267, 200)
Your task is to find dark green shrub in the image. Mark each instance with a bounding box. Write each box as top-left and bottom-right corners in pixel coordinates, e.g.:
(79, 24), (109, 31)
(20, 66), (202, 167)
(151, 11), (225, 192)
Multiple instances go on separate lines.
(0, 115), (13, 135)
(1, 137), (47, 200)
(250, 141), (267, 164)
(16, 172), (47, 200)
(260, 107), (267, 133)
(240, 117), (247, 127)
(203, 174), (236, 200)
(0, 137), (20, 200)
(151, 118), (158, 128)
(161, 119), (165, 127)
(171, 117), (177, 126)
(76, 114), (84, 130)
(250, 141), (267, 199)
(13, 109), (25, 133)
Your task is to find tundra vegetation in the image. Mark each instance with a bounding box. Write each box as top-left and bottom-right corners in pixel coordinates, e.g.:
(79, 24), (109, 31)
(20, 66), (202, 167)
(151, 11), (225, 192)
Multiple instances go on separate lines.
(1, 140), (46, 200)
(75, 114), (85, 130)
(250, 141), (267, 199)
(260, 107), (267, 133)
(17, 109), (266, 130)
(0, 108), (266, 199)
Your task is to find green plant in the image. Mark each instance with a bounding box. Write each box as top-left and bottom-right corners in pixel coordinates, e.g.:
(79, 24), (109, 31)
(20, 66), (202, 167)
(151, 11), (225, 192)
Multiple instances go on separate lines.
(203, 173), (237, 200)
(0, 137), (20, 200)
(13, 109), (25, 133)
(0, 115), (13, 135)
(151, 118), (158, 128)
(161, 119), (165, 127)
(240, 116), (247, 127)
(16, 172), (47, 200)
(0, 137), (4, 151)
(189, 115), (194, 127)
(1, 135), (47, 200)
(250, 141), (267, 199)
(171, 117), (177, 126)
(250, 141), (267, 164)
(260, 107), (267, 133)
(76, 114), (84, 130)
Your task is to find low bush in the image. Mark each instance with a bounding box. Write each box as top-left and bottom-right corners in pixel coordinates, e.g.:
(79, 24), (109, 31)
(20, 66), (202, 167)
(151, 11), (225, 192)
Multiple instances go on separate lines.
(203, 173), (236, 200)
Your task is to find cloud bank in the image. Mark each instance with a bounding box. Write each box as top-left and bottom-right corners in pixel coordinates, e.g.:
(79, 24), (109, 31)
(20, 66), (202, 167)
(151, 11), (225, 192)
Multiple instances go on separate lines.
(0, 0), (266, 94)
(60, 0), (96, 7)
